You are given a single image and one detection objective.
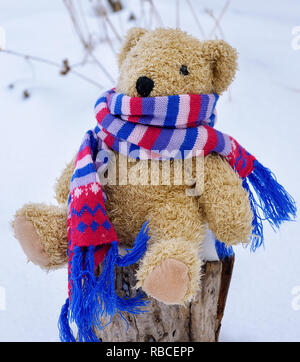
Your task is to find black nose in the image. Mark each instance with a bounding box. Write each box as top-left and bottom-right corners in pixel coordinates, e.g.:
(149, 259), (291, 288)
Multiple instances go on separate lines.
(136, 76), (154, 97)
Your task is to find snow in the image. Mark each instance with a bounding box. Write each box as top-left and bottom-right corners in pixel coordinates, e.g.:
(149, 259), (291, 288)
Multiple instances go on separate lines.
(0, 0), (300, 342)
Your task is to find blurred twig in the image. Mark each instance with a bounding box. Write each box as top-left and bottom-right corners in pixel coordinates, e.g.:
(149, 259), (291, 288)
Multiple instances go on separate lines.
(63, 0), (115, 83)
(176, 0), (180, 28)
(0, 49), (103, 89)
(185, 0), (205, 38)
(107, 0), (123, 12)
(2, 0), (232, 96)
(103, 11), (122, 42)
(63, 0), (93, 51)
(139, 0), (146, 28)
(148, 0), (164, 27)
(208, 0), (230, 38)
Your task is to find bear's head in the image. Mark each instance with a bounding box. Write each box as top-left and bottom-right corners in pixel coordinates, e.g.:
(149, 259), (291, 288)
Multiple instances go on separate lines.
(116, 27), (238, 97)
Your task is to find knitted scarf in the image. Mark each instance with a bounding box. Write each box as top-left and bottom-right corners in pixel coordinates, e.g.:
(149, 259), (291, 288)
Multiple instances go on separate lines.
(59, 88), (296, 342)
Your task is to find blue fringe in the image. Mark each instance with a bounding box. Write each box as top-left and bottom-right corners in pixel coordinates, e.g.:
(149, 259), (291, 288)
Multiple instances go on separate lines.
(58, 221), (150, 342)
(215, 240), (234, 260)
(242, 178), (264, 251)
(243, 160), (297, 251)
(58, 298), (76, 342)
(88, 221), (150, 320)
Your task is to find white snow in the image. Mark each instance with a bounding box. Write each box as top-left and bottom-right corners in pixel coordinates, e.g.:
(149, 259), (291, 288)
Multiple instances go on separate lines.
(0, 0), (300, 341)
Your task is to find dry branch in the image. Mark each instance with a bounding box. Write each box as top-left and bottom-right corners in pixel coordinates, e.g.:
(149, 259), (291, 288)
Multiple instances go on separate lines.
(185, 0), (206, 38)
(208, 0), (230, 38)
(0, 49), (103, 89)
(63, 0), (115, 83)
(107, 0), (123, 12)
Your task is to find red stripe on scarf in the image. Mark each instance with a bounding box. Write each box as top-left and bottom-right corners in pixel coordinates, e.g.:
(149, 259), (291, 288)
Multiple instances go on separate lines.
(203, 126), (218, 154)
(226, 137), (256, 177)
(138, 127), (161, 149)
(77, 146), (91, 162)
(128, 97), (142, 123)
(187, 95), (201, 126)
(102, 129), (115, 149)
(96, 107), (110, 123)
(236, 148), (256, 178)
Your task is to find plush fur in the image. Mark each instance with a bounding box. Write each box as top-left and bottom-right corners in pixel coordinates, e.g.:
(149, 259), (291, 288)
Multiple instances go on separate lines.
(12, 203), (68, 269)
(117, 28), (237, 96)
(12, 28), (252, 304)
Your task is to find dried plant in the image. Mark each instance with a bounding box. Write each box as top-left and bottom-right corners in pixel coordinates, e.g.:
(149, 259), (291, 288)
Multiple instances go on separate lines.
(1, 0), (231, 98)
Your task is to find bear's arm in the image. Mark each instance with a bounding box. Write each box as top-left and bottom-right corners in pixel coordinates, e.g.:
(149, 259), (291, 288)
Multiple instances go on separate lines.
(13, 203), (68, 269)
(12, 159), (76, 270)
(199, 153), (253, 246)
(55, 157), (76, 205)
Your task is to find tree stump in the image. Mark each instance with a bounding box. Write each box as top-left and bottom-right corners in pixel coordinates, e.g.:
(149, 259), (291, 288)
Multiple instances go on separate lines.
(96, 256), (234, 342)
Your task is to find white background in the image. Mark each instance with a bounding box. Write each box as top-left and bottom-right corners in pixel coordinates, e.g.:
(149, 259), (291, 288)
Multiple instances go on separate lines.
(0, 0), (299, 341)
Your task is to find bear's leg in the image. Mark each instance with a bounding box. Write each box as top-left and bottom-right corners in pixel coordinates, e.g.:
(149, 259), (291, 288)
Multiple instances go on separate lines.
(12, 203), (68, 269)
(135, 196), (206, 305)
(136, 238), (203, 304)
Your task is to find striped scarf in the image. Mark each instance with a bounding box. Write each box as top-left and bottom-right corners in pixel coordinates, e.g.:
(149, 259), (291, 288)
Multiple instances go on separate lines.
(59, 89), (296, 342)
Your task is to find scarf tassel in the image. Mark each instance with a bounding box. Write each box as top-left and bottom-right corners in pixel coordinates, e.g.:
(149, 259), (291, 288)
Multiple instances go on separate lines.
(215, 240), (234, 260)
(58, 221), (150, 342)
(243, 160), (297, 251)
(58, 298), (77, 342)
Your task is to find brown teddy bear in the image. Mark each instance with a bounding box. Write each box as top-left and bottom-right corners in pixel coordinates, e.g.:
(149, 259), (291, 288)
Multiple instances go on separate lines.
(13, 28), (253, 307)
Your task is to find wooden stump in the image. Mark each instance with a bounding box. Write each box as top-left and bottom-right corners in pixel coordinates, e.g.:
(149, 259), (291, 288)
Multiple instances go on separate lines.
(96, 256), (234, 342)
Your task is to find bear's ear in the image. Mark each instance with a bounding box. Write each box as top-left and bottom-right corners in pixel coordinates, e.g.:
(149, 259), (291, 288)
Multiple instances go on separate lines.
(118, 27), (148, 68)
(201, 40), (238, 94)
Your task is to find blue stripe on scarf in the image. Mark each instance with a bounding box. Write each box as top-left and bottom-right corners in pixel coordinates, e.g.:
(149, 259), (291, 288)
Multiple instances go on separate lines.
(234, 145), (243, 169)
(112, 137), (121, 153)
(94, 97), (107, 108)
(213, 93), (219, 110)
(198, 94), (209, 120)
(129, 143), (140, 154)
(117, 121), (136, 140)
(164, 95), (179, 127)
(152, 127), (175, 152)
(213, 129), (225, 153)
(101, 113), (116, 131)
(71, 163), (95, 181)
(180, 127), (198, 152)
(114, 94), (124, 115)
(142, 96), (155, 116)
(94, 125), (101, 134)
(78, 130), (98, 153)
(208, 113), (216, 127)
(207, 94), (218, 126)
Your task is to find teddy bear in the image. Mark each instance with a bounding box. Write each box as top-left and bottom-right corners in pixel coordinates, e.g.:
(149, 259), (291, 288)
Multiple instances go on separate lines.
(12, 28), (296, 342)
(13, 28), (253, 304)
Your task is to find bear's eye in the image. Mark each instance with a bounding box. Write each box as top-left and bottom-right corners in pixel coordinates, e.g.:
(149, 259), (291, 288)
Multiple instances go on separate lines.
(180, 65), (189, 76)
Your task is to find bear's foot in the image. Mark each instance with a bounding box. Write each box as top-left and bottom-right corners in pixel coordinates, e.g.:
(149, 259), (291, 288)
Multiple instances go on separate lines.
(13, 215), (49, 266)
(143, 258), (189, 304)
(136, 238), (202, 304)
